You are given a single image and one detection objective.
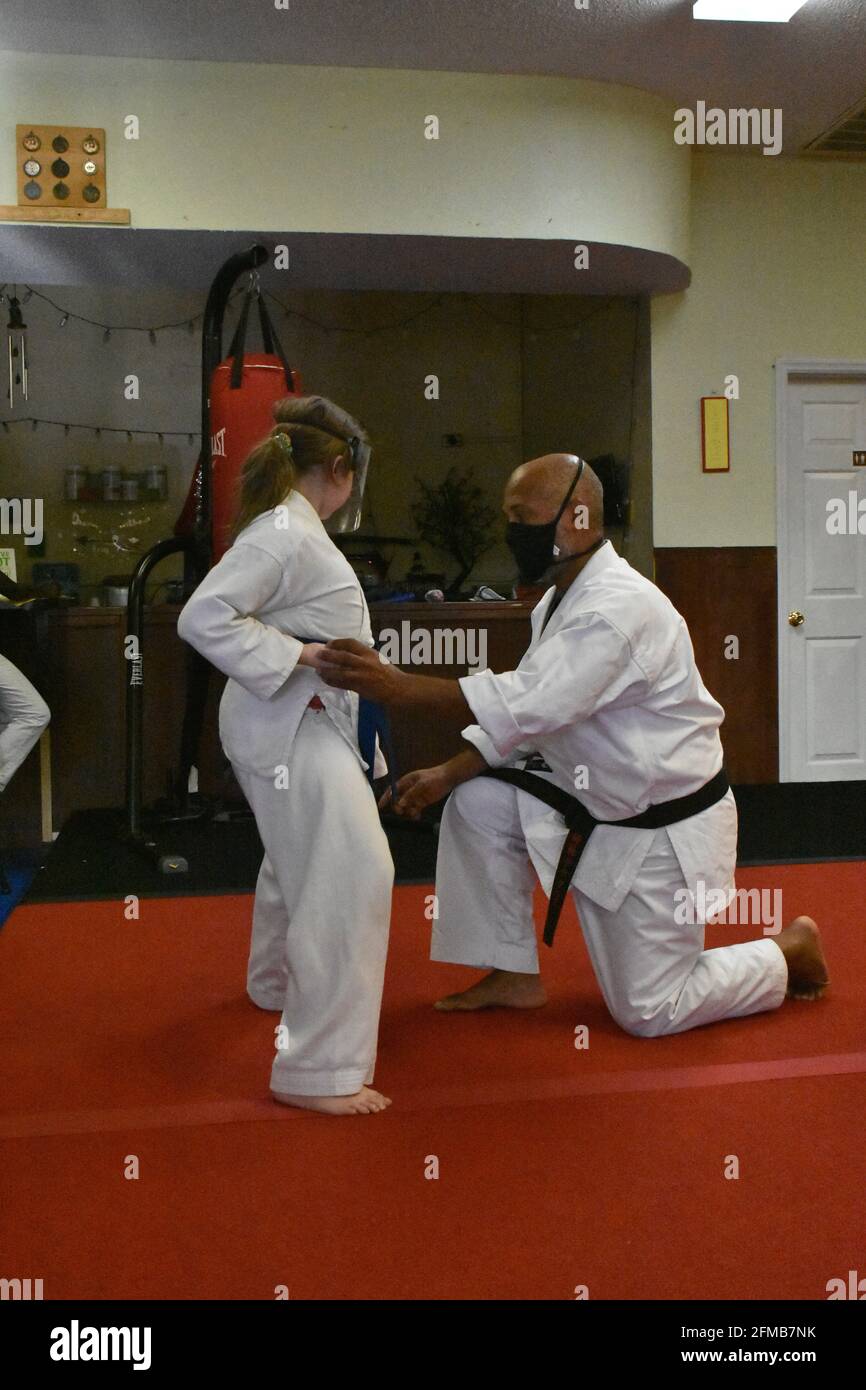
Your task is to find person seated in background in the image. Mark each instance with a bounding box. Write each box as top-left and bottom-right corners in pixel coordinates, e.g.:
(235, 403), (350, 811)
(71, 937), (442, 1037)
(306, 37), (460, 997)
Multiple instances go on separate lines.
(0, 652), (51, 799)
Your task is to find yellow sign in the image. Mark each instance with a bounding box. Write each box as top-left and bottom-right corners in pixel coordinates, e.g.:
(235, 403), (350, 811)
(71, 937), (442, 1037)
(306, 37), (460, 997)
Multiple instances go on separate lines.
(701, 396), (730, 473)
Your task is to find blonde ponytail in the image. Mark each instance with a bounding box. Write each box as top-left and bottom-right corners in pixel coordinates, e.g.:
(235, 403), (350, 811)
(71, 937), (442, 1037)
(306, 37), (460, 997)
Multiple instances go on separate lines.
(231, 426), (298, 540)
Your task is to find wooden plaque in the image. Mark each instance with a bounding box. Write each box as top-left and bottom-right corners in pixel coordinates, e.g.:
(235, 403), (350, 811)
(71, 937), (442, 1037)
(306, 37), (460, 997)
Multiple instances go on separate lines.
(16, 124), (107, 211)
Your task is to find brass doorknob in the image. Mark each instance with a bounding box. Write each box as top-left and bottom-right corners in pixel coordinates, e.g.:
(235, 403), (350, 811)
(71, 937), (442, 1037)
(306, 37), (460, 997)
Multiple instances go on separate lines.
(788, 610), (805, 627)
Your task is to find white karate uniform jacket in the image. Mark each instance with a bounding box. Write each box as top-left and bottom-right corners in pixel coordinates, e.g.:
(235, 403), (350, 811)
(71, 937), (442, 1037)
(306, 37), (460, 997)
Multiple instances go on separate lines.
(176, 489), (384, 778)
(458, 541), (736, 918)
(177, 489), (393, 1094)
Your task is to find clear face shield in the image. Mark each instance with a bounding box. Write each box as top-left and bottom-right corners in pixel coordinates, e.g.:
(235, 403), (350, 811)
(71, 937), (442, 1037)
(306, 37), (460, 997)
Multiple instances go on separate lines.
(271, 394), (370, 534)
(326, 434), (370, 535)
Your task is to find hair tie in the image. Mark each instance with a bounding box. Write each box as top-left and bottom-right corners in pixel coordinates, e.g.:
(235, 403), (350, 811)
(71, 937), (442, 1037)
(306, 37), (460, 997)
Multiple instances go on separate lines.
(273, 431), (293, 458)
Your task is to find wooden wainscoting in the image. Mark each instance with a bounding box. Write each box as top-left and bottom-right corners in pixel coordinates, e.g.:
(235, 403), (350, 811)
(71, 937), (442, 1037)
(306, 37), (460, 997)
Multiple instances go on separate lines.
(653, 548), (778, 784)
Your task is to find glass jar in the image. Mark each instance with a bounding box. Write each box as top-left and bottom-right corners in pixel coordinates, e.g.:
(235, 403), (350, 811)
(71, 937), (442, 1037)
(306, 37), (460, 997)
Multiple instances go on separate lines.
(65, 465), (84, 500)
(143, 464), (167, 500)
(101, 466), (122, 501)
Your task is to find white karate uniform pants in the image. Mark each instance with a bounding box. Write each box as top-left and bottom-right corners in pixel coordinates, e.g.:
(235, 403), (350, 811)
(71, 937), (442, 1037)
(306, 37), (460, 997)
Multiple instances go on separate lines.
(231, 705), (394, 1094)
(0, 654), (50, 795)
(432, 777), (788, 1037)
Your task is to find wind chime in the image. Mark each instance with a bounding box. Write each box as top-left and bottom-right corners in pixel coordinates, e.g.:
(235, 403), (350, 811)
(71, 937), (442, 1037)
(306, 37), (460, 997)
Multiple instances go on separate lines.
(5, 287), (29, 406)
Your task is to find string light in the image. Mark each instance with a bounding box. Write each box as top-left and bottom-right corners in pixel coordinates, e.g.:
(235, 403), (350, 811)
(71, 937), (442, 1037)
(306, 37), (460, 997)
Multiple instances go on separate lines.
(1, 283), (622, 376)
(2, 417), (198, 442)
(2, 284), (231, 338)
(12, 283), (454, 341)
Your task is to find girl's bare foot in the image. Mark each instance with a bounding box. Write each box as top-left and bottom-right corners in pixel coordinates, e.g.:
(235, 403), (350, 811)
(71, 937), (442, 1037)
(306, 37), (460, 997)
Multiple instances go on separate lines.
(270, 1085), (392, 1115)
(774, 916), (830, 1000)
(434, 968), (547, 1012)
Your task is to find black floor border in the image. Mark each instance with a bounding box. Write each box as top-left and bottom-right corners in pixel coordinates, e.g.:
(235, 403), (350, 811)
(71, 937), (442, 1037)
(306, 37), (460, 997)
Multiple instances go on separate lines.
(18, 858), (864, 909)
(17, 780), (866, 906)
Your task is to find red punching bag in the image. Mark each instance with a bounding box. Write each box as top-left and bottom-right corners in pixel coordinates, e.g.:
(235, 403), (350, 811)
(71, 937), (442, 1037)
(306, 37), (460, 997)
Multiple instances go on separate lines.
(175, 288), (302, 563)
(209, 352), (302, 560)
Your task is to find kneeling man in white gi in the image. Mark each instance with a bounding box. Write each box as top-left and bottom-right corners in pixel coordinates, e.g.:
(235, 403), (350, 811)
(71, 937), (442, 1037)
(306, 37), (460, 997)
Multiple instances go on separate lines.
(320, 455), (828, 1035)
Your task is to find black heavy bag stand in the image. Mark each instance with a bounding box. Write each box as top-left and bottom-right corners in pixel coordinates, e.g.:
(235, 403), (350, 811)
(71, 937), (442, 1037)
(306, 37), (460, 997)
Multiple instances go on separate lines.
(123, 243), (270, 873)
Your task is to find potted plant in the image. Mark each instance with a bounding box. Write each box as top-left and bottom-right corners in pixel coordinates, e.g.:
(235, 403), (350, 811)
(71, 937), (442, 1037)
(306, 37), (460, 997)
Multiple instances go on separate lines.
(410, 466), (496, 597)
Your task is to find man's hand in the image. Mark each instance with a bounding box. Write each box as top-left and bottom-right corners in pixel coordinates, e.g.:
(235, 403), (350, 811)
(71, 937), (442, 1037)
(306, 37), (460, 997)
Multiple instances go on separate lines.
(379, 765), (456, 819)
(379, 745), (488, 818)
(318, 638), (407, 702)
(319, 639), (474, 718)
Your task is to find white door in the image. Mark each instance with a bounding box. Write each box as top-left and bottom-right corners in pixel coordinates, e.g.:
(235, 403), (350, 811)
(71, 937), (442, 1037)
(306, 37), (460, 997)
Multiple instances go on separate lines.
(779, 373), (866, 781)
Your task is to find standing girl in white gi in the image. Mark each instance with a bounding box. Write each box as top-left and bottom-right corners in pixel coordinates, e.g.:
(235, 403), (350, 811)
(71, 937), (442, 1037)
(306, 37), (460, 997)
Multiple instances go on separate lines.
(177, 396), (394, 1115)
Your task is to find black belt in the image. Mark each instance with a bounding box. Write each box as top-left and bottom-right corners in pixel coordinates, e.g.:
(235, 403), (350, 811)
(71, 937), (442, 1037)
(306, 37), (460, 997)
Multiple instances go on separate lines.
(480, 765), (730, 947)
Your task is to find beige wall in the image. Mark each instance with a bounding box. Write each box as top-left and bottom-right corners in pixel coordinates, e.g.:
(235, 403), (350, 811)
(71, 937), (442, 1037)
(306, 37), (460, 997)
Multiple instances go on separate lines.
(652, 155), (866, 548)
(0, 50), (690, 260)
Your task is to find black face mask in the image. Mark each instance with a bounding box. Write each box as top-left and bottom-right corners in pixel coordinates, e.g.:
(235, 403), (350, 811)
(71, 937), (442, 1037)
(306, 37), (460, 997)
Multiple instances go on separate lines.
(506, 461), (603, 584)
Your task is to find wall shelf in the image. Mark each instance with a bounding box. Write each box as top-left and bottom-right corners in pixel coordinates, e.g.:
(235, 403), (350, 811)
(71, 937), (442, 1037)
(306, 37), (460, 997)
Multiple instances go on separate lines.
(0, 206), (130, 224)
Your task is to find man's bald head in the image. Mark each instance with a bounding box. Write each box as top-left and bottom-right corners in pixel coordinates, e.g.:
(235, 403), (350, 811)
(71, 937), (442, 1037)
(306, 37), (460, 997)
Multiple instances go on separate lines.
(504, 453), (604, 536)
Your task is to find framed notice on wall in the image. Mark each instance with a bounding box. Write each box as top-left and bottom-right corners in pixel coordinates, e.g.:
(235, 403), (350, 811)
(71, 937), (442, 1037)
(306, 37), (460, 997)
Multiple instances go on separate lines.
(701, 396), (730, 473)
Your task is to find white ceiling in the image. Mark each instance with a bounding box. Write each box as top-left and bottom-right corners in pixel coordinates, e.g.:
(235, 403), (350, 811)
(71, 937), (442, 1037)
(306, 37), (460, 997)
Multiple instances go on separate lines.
(0, 0), (863, 153)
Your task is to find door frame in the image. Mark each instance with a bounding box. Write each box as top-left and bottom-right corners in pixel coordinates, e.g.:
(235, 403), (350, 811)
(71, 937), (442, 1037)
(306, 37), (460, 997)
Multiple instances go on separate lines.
(775, 357), (866, 782)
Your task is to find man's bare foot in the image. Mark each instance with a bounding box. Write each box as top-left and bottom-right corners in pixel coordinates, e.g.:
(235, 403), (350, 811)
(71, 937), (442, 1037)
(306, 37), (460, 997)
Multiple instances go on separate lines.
(270, 1086), (392, 1115)
(774, 916), (829, 1000)
(434, 968), (547, 1012)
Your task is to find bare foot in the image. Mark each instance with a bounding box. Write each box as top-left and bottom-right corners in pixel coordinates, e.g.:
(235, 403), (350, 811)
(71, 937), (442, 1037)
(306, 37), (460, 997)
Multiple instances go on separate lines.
(434, 968), (547, 1012)
(270, 1085), (392, 1115)
(774, 916), (829, 1000)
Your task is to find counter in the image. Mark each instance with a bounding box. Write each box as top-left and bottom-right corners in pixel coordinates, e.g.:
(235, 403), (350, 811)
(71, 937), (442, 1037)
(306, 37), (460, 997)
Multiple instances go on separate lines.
(0, 600), (534, 847)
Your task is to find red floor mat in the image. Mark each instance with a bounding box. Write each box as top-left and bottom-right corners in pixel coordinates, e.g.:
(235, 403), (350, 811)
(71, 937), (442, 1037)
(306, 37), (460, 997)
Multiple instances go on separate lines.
(1, 862), (863, 1299)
